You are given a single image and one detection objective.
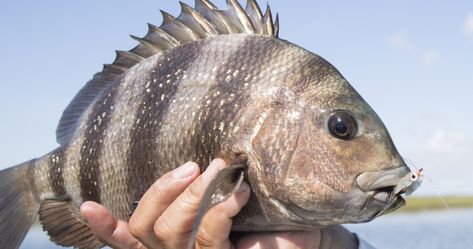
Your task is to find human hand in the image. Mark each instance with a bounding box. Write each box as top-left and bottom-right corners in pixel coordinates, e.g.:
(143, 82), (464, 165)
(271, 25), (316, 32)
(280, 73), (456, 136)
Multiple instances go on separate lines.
(80, 159), (358, 249)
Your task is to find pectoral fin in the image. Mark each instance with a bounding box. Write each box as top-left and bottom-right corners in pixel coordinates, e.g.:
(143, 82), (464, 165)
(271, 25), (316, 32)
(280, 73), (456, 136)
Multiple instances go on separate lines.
(186, 164), (246, 249)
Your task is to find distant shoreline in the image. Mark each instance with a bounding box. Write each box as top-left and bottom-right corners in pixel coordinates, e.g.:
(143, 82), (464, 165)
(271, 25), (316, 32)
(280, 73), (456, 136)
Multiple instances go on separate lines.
(399, 196), (473, 212)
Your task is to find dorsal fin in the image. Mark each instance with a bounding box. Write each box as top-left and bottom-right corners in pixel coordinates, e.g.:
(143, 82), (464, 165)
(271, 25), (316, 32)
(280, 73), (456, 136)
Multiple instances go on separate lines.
(56, 0), (279, 145)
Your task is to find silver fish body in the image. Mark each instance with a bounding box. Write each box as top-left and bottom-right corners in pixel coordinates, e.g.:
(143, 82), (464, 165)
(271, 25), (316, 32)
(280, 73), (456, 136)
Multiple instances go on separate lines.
(0, 1), (419, 248)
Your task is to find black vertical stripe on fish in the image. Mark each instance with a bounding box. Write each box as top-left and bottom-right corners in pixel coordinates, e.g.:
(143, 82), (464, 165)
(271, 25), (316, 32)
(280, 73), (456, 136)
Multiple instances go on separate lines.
(79, 86), (119, 202)
(190, 39), (265, 167)
(48, 148), (66, 197)
(95, 60), (161, 220)
(126, 42), (205, 203)
(190, 37), (295, 167)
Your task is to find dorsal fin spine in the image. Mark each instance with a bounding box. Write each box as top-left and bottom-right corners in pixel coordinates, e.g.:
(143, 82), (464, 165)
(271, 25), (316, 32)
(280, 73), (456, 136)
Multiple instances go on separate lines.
(196, 0), (219, 10)
(113, 50), (144, 68)
(179, 2), (219, 38)
(215, 8), (242, 33)
(130, 35), (162, 54)
(227, 0), (255, 33)
(262, 4), (274, 35)
(245, 0), (264, 34)
(103, 63), (127, 74)
(195, 1), (232, 34)
(274, 13), (279, 37)
(145, 23), (181, 49)
(160, 10), (200, 43)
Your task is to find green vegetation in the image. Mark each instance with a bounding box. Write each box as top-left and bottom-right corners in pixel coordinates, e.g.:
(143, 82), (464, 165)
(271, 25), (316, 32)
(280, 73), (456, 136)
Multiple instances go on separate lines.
(398, 196), (473, 213)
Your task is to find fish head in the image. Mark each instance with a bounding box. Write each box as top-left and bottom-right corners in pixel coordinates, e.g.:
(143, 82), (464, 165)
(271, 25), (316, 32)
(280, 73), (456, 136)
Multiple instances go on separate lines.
(249, 59), (415, 226)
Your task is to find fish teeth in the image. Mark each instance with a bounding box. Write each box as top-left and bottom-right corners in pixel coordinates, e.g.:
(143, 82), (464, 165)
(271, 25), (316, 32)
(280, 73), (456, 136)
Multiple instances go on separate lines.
(373, 191), (389, 202)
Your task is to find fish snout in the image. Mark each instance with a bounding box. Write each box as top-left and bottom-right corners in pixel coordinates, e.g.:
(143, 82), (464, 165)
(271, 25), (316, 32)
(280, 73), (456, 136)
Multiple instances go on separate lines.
(356, 166), (410, 192)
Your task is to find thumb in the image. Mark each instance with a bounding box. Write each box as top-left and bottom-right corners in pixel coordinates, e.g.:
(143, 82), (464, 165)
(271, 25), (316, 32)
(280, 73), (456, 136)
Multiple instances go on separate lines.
(81, 201), (144, 249)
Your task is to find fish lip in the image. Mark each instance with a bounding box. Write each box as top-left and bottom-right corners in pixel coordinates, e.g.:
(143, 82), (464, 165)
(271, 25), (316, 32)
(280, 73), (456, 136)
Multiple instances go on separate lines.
(356, 166), (410, 192)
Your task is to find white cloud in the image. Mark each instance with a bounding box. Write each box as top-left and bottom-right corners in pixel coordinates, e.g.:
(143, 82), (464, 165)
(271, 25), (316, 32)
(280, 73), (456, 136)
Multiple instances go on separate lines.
(426, 130), (471, 154)
(413, 129), (473, 195)
(400, 129), (473, 195)
(465, 13), (473, 35)
(421, 49), (441, 65)
(386, 33), (442, 65)
(386, 32), (413, 51)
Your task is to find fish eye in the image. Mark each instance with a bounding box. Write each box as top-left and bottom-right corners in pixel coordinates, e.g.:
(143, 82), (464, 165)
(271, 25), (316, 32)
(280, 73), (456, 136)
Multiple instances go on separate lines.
(327, 111), (358, 140)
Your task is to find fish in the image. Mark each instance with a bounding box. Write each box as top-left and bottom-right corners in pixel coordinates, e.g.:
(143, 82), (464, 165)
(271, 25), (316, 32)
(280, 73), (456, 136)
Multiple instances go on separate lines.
(0, 0), (421, 248)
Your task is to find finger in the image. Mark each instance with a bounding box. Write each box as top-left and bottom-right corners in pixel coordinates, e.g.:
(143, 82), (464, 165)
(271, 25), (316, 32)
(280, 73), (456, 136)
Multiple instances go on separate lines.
(153, 159), (227, 248)
(196, 181), (250, 249)
(235, 231), (321, 249)
(80, 201), (144, 249)
(129, 161), (200, 248)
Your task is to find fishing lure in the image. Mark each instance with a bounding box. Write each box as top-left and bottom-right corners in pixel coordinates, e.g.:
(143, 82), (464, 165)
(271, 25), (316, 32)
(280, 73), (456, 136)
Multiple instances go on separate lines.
(394, 168), (424, 196)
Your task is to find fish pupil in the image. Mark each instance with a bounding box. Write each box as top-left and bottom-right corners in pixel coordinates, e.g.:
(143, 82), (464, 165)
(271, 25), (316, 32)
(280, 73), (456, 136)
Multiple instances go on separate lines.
(327, 111), (358, 140)
(335, 120), (348, 135)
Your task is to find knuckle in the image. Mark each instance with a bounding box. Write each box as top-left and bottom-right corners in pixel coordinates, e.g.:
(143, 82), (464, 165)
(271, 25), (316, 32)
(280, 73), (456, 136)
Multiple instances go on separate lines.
(130, 239), (145, 249)
(183, 183), (203, 210)
(150, 179), (172, 201)
(128, 220), (148, 240)
(153, 218), (174, 243)
(195, 227), (216, 248)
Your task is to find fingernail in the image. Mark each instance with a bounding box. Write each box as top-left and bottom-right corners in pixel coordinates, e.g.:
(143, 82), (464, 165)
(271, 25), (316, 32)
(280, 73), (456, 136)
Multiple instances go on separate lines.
(172, 162), (197, 179)
(236, 182), (249, 193)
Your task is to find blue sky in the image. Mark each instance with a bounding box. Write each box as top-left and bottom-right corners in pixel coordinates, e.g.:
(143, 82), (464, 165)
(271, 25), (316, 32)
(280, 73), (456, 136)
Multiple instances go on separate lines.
(0, 0), (472, 196)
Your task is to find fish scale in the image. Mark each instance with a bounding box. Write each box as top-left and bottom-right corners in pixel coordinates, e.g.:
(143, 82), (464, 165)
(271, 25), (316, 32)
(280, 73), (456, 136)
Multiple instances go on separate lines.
(125, 40), (207, 207)
(97, 58), (160, 220)
(0, 1), (421, 249)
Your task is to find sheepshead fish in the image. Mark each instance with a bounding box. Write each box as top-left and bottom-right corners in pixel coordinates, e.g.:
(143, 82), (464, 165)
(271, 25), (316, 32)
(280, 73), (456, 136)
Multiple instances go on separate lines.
(0, 0), (420, 248)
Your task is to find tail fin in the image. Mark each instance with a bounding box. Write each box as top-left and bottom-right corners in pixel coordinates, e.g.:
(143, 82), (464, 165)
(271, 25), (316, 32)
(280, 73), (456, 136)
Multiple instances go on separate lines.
(0, 160), (40, 249)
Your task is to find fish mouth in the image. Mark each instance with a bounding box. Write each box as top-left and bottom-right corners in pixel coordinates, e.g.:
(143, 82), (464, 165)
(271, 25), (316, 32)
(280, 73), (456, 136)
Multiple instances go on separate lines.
(368, 185), (406, 217)
(356, 166), (410, 217)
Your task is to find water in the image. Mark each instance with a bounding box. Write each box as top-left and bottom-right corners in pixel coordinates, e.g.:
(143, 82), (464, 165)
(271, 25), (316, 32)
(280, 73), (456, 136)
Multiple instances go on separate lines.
(346, 208), (473, 249)
(20, 209), (473, 249)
